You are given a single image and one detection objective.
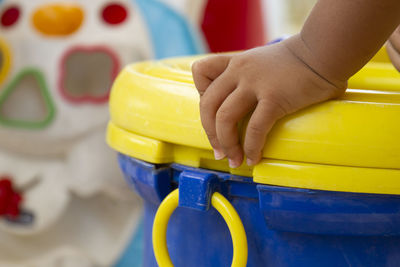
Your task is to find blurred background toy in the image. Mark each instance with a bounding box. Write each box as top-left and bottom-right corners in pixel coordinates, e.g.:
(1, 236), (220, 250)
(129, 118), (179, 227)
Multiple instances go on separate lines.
(0, 0), (205, 266)
(161, 0), (266, 52)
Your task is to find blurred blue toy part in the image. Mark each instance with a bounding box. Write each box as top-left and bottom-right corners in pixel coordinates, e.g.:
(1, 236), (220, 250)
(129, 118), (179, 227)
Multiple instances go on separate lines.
(135, 0), (205, 58)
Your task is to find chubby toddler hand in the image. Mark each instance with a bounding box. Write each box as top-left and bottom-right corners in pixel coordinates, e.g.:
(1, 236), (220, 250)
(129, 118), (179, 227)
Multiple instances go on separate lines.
(192, 36), (346, 167)
(387, 26), (400, 71)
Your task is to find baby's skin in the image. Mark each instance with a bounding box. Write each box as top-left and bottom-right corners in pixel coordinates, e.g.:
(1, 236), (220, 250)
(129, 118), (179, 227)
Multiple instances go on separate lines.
(192, 0), (400, 168)
(388, 26), (400, 71)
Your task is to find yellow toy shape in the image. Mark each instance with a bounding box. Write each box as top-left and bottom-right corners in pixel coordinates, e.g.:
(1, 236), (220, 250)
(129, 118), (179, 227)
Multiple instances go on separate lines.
(107, 48), (400, 195)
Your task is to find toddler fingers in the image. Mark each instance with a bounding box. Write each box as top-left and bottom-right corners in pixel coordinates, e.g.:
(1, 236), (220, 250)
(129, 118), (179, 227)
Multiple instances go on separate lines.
(387, 41), (400, 72)
(387, 26), (400, 70)
(192, 55), (232, 96)
(244, 99), (286, 166)
(200, 69), (237, 158)
(389, 25), (400, 45)
(388, 27), (400, 72)
(215, 88), (257, 168)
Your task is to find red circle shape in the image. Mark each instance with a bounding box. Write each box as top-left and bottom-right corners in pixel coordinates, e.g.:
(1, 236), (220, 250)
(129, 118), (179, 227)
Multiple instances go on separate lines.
(1, 6), (21, 28)
(0, 177), (22, 218)
(102, 3), (128, 25)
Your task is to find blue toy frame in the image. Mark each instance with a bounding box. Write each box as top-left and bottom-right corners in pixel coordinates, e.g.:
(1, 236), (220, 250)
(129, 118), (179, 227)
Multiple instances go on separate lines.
(119, 153), (400, 267)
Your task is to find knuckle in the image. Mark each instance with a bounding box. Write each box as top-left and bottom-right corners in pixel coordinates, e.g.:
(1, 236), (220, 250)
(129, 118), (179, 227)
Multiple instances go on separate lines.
(191, 59), (208, 75)
(199, 98), (211, 111)
(229, 55), (249, 69)
(216, 107), (232, 124)
(247, 123), (265, 137)
(260, 96), (288, 118)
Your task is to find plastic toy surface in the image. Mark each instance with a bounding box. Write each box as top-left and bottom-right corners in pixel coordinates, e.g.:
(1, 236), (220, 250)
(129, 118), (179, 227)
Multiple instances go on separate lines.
(107, 49), (400, 267)
(152, 188), (248, 267)
(107, 49), (400, 194)
(0, 0), (205, 266)
(119, 156), (400, 267)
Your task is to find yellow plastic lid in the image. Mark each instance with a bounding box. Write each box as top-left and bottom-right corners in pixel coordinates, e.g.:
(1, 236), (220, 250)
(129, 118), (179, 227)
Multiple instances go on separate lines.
(107, 48), (400, 195)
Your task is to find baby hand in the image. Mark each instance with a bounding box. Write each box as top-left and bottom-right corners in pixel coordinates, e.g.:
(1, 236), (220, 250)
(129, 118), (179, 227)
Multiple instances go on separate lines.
(387, 26), (400, 71)
(192, 36), (346, 167)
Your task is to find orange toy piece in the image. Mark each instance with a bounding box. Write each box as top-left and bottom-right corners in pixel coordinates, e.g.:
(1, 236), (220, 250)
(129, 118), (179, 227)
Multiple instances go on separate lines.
(32, 4), (84, 36)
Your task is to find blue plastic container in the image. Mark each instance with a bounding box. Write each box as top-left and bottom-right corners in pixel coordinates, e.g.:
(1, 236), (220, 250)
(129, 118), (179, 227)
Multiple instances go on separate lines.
(118, 154), (400, 267)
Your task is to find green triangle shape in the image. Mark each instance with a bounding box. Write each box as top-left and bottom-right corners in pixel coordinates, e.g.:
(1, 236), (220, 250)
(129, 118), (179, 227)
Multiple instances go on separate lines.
(0, 68), (55, 129)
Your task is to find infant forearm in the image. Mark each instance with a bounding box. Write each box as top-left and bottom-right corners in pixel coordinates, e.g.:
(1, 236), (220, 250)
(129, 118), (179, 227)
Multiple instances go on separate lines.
(286, 0), (400, 86)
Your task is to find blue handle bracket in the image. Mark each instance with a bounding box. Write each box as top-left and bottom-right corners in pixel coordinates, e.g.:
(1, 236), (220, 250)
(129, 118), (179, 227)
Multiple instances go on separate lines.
(178, 170), (219, 211)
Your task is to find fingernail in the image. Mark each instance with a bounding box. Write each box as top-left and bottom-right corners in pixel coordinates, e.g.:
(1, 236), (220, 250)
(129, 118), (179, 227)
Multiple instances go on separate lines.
(229, 158), (241, 168)
(247, 158), (255, 166)
(214, 149), (226, 160)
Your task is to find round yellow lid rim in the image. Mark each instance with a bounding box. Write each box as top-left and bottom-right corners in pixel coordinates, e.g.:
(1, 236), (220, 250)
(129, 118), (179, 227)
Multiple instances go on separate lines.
(109, 56), (400, 169)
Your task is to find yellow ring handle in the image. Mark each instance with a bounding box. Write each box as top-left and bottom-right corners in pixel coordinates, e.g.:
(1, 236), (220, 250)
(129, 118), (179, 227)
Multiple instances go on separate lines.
(152, 189), (248, 267)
